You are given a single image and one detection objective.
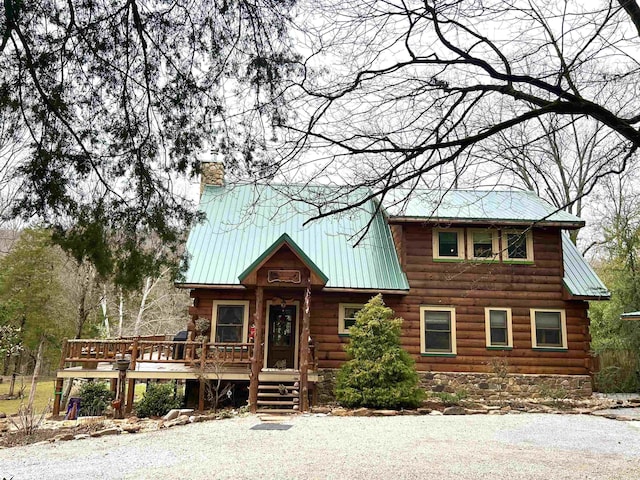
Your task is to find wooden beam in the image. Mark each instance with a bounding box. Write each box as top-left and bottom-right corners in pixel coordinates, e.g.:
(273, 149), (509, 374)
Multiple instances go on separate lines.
(199, 378), (205, 412)
(125, 379), (135, 413)
(52, 377), (64, 416)
(249, 286), (264, 413)
(299, 280), (311, 412)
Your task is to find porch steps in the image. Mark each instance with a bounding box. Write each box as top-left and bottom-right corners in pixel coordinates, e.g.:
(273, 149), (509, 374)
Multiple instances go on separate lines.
(256, 380), (299, 414)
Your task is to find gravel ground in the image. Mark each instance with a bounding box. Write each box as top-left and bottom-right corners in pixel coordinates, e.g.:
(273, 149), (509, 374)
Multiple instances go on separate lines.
(1, 414), (639, 480)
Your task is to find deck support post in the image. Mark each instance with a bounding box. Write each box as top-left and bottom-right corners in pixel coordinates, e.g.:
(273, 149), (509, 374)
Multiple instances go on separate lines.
(53, 339), (69, 416)
(198, 378), (205, 411)
(125, 379), (135, 413)
(52, 377), (64, 416)
(125, 338), (139, 413)
(249, 286), (264, 413)
(299, 279), (311, 412)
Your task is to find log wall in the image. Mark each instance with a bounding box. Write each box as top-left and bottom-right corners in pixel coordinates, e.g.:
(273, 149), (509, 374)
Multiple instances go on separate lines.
(190, 225), (592, 376)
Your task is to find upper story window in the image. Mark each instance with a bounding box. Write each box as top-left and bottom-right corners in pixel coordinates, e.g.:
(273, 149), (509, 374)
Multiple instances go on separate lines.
(503, 230), (534, 262)
(339, 304), (364, 335)
(468, 229), (499, 260)
(212, 300), (250, 343)
(420, 306), (457, 355)
(433, 228), (465, 260)
(530, 309), (567, 349)
(485, 308), (513, 348)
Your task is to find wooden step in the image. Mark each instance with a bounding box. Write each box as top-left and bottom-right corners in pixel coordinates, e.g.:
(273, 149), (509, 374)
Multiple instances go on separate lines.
(258, 399), (297, 405)
(257, 392), (298, 398)
(258, 384), (296, 390)
(256, 408), (299, 414)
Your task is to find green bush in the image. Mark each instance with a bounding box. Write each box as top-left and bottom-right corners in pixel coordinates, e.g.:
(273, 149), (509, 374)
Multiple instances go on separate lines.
(78, 381), (114, 416)
(135, 382), (182, 418)
(335, 295), (425, 409)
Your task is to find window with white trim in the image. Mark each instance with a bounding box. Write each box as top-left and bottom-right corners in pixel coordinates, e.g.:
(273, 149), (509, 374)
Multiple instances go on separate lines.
(420, 306), (457, 354)
(468, 229), (499, 260)
(530, 309), (567, 349)
(484, 308), (513, 348)
(433, 228), (465, 260)
(339, 304), (364, 335)
(212, 301), (250, 343)
(503, 230), (534, 262)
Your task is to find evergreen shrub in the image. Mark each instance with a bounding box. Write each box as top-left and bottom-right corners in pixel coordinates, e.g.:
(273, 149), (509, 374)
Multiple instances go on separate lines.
(135, 381), (183, 418)
(335, 294), (425, 409)
(78, 381), (114, 416)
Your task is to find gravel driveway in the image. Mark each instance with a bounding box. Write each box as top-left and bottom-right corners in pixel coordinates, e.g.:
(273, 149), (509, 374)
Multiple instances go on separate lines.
(1, 414), (639, 480)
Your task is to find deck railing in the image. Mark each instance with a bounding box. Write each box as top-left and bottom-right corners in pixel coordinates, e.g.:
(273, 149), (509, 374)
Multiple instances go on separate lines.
(62, 337), (317, 371)
(62, 338), (255, 368)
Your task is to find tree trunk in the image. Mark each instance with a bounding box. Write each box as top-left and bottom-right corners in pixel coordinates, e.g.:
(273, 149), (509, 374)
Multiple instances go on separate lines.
(134, 277), (153, 336)
(118, 288), (124, 338)
(27, 335), (45, 412)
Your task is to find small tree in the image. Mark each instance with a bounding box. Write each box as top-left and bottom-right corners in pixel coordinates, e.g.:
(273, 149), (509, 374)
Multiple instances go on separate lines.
(335, 295), (425, 409)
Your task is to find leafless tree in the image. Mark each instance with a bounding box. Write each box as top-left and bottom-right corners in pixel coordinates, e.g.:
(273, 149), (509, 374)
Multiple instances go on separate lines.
(271, 0), (640, 229)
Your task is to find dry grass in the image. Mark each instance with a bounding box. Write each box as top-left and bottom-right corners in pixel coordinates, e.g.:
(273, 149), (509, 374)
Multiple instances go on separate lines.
(0, 376), (55, 415)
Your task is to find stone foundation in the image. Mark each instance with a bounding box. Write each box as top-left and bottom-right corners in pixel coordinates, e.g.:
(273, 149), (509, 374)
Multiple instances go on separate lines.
(419, 372), (592, 400)
(316, 369), (592, 403)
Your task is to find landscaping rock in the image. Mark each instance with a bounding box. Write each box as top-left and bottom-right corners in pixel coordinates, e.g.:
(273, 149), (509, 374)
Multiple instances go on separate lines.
(164, 417), (190, 428)
(0, 412), (6, 418)
(352, 407), (371, 416)
(372, 410), (398, 416)
(311, 406), (332, 414)
(443, 406), (466, 415)
(429, 410), (443, 416)
(55, 433), (76, 442)
(0, 421), (8, 433)
(416, 408), (432, 415)
(464, 409), (488, 415)
(330, 408), (349, 416)
(162, 409), (181, 421)
(90, 427), (121, 437)
(122, 425), (142, 433)
(74, 434), (90, 440)
(179, 409), (194, 416)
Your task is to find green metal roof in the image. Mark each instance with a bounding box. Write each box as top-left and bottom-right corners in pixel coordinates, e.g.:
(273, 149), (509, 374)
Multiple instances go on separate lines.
(384, 189), (584, 227)
(179, 184), (409, 291)
(562, 233), (610, 299)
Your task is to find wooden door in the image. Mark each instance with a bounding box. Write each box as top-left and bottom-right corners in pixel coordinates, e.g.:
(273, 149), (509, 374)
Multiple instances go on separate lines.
(267, 305), (297, 368)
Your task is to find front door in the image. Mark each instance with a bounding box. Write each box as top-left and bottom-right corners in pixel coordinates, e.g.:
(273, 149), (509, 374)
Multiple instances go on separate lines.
(267, 305), (297, 369)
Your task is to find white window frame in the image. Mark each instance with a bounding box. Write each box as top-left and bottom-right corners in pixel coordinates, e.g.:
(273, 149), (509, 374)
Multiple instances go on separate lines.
(467, 229), (500, 261)
(530, 309), (568, 349)
(211, 300), (250, 343)
(338, 303), (364, 335)
(433, 228), (465, 260)
(420, 306), (457, 355)
(502, 229), (534, 262)
(484, 308), (513, 348)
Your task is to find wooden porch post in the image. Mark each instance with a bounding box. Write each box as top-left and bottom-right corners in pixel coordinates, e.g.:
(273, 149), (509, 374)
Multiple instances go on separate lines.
(125, 337), (139, 413)
(249, 286), (264, 413)
(299, 279), (311, 412)
(53, 338), (68, 416)
(52, 378), (64, 416)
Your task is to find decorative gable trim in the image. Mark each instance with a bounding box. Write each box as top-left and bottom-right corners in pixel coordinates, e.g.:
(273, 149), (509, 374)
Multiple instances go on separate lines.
(238, 233), (329, 285)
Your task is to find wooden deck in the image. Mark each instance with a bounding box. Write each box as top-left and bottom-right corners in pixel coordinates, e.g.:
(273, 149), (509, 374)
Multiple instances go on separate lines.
(56, 338), (319, 382)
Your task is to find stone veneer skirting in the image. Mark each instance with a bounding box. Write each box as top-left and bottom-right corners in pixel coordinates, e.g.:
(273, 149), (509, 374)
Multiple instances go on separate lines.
(316, 369), (592, 403)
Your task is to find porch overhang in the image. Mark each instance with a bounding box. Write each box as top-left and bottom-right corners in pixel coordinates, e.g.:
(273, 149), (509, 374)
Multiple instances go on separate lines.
(238, 233), (329, 287)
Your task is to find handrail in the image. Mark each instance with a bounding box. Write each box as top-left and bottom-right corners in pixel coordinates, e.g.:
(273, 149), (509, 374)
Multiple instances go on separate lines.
(62, 339), (255, 366)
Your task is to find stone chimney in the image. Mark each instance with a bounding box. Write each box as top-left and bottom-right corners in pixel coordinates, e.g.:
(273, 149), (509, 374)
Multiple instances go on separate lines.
(199, 150), (225, 196)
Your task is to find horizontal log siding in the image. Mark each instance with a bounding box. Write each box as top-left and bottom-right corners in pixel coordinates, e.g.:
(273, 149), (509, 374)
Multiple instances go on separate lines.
(189, 225), (591, 375)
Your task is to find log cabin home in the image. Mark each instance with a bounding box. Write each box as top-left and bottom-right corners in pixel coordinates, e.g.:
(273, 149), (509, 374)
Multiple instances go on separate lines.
(53, 160), (610, 415)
